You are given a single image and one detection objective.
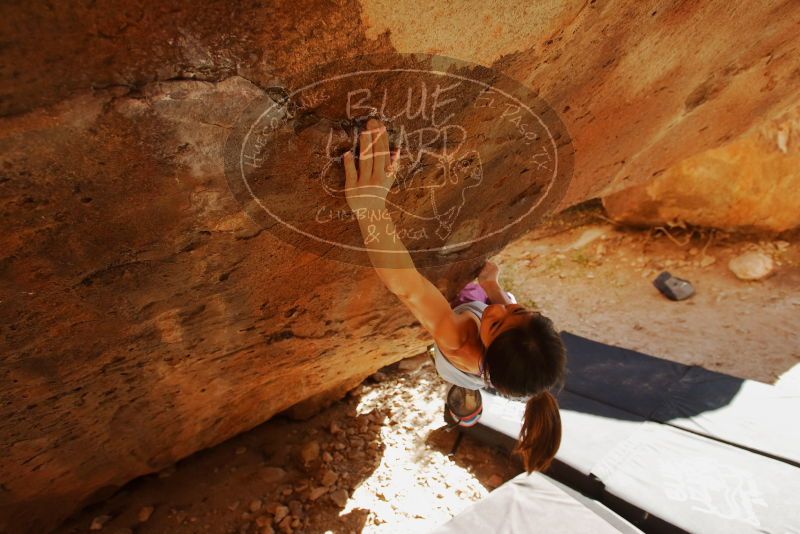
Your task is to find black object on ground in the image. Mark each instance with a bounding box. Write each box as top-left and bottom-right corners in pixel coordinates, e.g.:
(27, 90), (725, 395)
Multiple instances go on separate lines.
(440, 332), (800, 533)
(653, 271), (695, 300)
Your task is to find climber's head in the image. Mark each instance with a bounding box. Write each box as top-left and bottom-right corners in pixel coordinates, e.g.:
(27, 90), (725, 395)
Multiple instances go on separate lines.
(480, 304), (566, 473)
(479, 303), (532, 347)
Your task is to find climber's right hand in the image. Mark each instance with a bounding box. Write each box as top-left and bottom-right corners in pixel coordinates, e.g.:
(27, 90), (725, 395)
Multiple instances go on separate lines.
(478, 260), (501, 287)
(343, 118), (399, 212)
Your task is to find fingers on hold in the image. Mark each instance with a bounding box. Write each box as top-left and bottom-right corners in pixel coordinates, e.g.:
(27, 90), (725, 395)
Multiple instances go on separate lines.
(343, 151), (357, 188)
(374, 127), (388, 175)
(358, 129), (373, 180)
(379, 128), (392, 172)
(359, 128), (371, 153)
(366, 120), (388, 154)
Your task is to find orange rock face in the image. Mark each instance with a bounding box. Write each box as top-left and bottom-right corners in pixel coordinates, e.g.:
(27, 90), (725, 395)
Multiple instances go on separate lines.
(604, 105), (800, 232)
(2, 1), (800, 532)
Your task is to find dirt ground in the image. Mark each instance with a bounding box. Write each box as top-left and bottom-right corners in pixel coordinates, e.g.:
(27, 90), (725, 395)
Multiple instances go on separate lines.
(56, 208), (800, 534)
(498, 205), (799, 383)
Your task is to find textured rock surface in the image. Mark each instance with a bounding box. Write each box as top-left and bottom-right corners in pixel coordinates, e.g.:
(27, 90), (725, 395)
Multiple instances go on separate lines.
(1, 78), (444, 534)
(2, 1), (800, 532)
(603, 104), (800, 232)
(358, 0), (800, 205)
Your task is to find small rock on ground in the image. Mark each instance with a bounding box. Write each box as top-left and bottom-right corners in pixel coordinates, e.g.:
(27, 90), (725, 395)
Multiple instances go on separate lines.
(299, 441), (320, 464)
(728, 251), (774, 280)
(397, 354), (428, 371)
(329, 488), (349, 508)
(249, 499), (262, 513)
(308, 486), (328, 500)
(320, 469), (338, 486)
(273, 505), (289, 524)
(261, 466), (286, 484)
(487, 474), (504, 488)
(137, 506), (154, 522)
(89, 515), (112, 530)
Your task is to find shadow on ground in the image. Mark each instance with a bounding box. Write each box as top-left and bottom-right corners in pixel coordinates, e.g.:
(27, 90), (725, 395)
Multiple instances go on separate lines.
(56, 390), (388, 534)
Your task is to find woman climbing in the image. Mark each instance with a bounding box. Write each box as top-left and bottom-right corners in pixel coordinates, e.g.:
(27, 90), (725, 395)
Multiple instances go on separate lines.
(342, 118), (566, 473)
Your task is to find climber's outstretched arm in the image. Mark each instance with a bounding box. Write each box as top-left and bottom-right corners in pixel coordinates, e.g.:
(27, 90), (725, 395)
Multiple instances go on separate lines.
(343, 119), (466, 352)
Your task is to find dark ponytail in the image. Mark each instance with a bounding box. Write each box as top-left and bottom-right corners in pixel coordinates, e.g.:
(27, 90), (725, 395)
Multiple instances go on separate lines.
(515, 391), (562, 472)
(482, 312), (566, 473)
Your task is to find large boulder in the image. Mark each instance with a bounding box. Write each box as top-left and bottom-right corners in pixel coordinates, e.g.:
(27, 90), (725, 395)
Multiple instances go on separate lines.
(603, 104), (800, 232)
(2, 1), (800, 532)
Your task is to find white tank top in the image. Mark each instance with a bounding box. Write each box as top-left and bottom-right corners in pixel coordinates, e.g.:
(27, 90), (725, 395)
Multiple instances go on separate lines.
(432, 301), (488, 390)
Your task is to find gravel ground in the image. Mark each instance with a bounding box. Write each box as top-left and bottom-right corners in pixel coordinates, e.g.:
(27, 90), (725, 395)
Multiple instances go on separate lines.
(56, 358), (518, 534)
